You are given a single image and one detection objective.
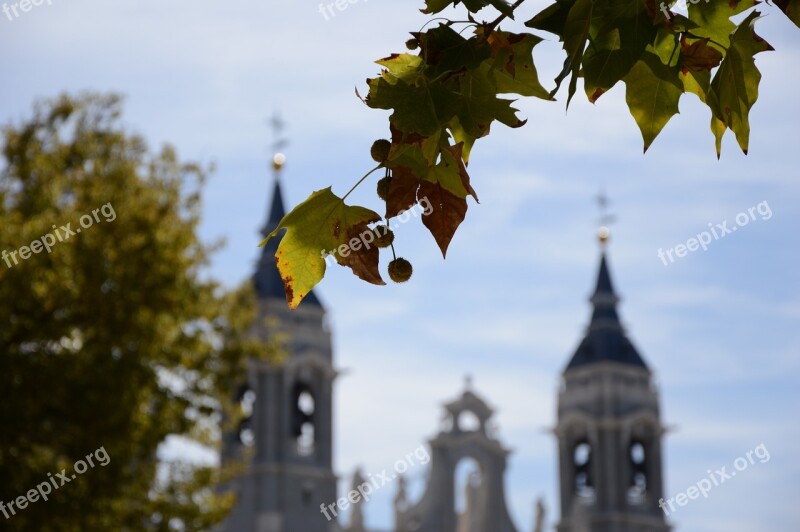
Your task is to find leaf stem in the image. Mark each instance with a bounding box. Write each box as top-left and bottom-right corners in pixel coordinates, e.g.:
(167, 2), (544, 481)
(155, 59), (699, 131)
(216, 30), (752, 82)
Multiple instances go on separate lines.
(484, 0), (528, 34)
(342, 164), (383, 202)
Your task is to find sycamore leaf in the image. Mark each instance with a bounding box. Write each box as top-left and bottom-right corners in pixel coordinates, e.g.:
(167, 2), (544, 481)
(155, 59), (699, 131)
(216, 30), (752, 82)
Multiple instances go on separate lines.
(680, 69), (711, 101)
(366, 77), (459, 136)
(584, 0), (658, 101)
(261, 188), (384, 309)
(335, 225), (385, 286)
(385, 166), (469, 256)
(415, 25), (492, 74)
(483, 31), (553, 100)
(447, 117), (477, 163)
(711, 115), (726, 159)
(386, 167), (423, 219)
(687, 0), (758, 49)
(554, 0), (594, 106)
(679, 38), (723, 72)
(456, 69), (527, 138)
(427, 143), (479, 201)
(423, 0), (514, 16)
(623, 51), (684, 152)
(376, 53), (425, 84)
(774, 0), (800, 28)
(707, 11), (773, 154)
(418, 179), (469, 257)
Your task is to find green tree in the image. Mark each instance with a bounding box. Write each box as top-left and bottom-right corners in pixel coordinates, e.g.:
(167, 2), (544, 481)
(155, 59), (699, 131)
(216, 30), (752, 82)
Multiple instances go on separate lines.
(264, 0), (799, 308)
(0, 94), (259, 531)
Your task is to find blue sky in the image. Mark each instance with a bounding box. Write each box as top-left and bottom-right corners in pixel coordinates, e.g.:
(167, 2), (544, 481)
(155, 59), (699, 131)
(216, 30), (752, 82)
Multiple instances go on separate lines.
(2, 1), (799, 530)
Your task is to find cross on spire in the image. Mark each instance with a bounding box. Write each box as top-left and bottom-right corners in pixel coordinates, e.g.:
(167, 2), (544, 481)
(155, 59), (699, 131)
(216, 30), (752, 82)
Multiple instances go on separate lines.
(596, 190), (617, 246)
(268, 113), (289, 177)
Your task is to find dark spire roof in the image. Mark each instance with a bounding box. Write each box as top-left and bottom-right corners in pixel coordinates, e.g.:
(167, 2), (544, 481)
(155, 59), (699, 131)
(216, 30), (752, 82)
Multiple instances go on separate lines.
(565, 252), (647, 371)
(252, 179), (322, 307)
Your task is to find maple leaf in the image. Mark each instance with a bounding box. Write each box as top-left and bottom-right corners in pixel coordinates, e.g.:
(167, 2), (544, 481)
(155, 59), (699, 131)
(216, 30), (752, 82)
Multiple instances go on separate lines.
(623, 51), (684, 152)
(482, 31), (553, 100)
(679, 38), (723, 73)
(707, 11), (773, 154)
(261, 188), (384, 309)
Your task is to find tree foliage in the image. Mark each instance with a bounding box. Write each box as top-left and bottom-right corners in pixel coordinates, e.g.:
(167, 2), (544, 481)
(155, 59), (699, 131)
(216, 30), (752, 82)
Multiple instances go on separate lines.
(264, 0), (798, 309)
(0, 94), (259, 531)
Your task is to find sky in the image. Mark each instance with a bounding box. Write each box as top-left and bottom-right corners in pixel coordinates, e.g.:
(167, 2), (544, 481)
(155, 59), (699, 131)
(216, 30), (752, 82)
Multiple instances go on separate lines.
(2, 1), (799, 530)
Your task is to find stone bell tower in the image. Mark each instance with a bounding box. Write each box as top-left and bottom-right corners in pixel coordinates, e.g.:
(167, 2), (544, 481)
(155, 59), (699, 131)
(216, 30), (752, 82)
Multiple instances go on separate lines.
(555, 229), (670, 532)
(221, 150), (338, 532)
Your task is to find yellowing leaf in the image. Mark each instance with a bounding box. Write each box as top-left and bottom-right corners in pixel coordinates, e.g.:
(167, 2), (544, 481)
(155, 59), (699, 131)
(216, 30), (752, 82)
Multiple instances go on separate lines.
(707, 11), (773, 154)
(260, 188), (384, 309)
(623, 51), (684, 152)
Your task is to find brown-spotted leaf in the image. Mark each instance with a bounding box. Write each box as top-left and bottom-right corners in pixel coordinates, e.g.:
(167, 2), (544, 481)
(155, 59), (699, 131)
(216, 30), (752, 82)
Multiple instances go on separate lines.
(418, 180), (468, 257)
(260, 187), (382, 309)
(680, 38), (724, 72)
(335, 224), (386, 286)
(386, 166), (422, 219)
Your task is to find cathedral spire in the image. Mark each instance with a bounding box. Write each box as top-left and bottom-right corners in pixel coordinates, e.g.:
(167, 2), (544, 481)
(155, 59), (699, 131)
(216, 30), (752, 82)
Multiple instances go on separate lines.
(564, 201), (646, 371)
(252, 143), (322, 306)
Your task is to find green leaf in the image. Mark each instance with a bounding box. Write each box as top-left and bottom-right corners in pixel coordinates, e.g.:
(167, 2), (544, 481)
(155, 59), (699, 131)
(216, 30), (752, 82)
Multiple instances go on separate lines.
(583, 0), (659, 101)
(366, 77), (459, 136)
(687, 0), (758, 49)
(376, 53), (424, 84)
(707, 11), (773, 154)
(623, 51), (684, 151)
(483, 31), (553, 99)
(711, 115), (726, 158)
(455, 68), (527, 139)
(415, 25), (492, 75)
(261, 188), (384, 309)
(423, 0), (514, 16)
(427, 143), (479, 200)
(554, 0), (595, 106)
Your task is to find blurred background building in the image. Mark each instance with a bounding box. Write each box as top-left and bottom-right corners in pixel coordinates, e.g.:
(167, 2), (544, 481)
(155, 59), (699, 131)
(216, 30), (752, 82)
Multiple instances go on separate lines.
(219, 158), (672, 532)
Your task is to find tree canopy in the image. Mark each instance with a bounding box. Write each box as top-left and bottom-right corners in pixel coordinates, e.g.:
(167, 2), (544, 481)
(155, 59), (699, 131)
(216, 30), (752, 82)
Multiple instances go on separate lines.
(0, 94), (259, 531)
(264, 0), (799, 309)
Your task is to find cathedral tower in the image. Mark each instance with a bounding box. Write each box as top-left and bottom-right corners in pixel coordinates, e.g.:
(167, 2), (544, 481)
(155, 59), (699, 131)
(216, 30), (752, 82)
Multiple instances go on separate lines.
(555, 235), (670, 532)
(222, 153), (338, 532)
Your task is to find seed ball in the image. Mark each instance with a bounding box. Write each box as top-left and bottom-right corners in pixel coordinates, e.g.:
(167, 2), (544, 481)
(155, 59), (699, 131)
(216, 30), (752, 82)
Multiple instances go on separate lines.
(370, 139), (391, 163)
(388, 258), (413, 283)
(377, 176), (392, 201)
(374, 228), (394, 248)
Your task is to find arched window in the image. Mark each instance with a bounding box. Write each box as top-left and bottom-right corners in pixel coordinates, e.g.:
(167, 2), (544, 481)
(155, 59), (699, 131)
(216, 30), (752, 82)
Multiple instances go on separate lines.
(292, 382), (316, 455)
(458, 410), (481, 432)
(236, 385), (256, 447)
(454, 457), (483, 524)
(573, 439), (594, 499)
(627, 439), (648, 504)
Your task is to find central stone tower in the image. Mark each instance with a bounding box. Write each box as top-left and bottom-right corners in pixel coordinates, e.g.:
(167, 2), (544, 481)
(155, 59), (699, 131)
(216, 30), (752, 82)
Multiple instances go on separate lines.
(222, 154), (338, 532)
(555, 237), (670, 532)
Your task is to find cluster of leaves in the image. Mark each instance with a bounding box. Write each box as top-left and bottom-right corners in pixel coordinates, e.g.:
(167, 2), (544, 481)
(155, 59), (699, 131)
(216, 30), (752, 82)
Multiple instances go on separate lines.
(0, 94), (265, 531)
(265, 0), (798, 309)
